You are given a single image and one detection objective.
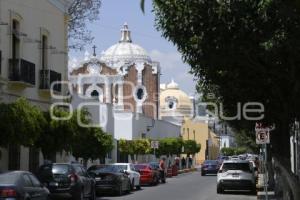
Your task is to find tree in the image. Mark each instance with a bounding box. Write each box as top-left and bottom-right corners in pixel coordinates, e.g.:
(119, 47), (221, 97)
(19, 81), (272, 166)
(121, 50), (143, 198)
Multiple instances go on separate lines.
(183, 140), (201, 156)
(118, 139), (135, 161)
(72, 127), (114, 164)
(67, 0), (102, 50)
(35, 108), (78, 160)
(0, 98), (45, 147)
(154, 138), (183, 157)
(152, 0), (300, 166)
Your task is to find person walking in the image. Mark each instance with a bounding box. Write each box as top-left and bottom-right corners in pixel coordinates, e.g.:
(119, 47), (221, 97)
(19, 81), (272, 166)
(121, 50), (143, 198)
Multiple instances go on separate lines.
(159, 157), (166, 183)
(181, 157), (186, 169)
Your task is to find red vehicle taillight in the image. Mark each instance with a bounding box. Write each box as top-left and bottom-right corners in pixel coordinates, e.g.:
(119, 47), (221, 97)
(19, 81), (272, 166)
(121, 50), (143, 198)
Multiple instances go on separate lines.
(69, 173), (78, 183)
(0, 188), (17, 197)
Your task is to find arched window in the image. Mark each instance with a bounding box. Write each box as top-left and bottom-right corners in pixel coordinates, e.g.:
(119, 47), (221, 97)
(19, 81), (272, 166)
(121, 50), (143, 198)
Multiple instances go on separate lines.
(136, 88), (144, 100)
(91, 90), (99, 97)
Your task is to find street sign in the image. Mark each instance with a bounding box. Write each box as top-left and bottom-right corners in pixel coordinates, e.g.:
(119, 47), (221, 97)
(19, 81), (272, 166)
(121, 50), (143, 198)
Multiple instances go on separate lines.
(151, 140), (159, 149)
(256, 130), (270, 144)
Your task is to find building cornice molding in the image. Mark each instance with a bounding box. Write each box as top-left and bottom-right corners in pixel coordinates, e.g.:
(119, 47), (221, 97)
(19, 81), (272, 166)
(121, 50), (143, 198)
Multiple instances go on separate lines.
(48, 0), (72, 13)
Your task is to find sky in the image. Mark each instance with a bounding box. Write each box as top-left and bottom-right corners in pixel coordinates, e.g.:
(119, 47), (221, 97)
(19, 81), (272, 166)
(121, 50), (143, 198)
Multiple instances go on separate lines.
(69, 0), (197, 96)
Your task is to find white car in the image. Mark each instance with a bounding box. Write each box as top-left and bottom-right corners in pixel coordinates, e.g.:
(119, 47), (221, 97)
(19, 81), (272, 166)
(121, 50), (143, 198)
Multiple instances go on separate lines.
(217, 160), (256, 194)
(113, 163), (141, 190)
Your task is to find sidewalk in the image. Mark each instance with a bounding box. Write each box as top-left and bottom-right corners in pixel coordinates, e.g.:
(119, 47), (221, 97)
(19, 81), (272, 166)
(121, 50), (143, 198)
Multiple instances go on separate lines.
(256, 173), (276, 200)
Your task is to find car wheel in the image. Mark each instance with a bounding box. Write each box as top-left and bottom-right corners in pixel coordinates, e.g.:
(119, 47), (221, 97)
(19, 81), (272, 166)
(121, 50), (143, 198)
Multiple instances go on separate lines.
(116, 185), (123, 196)
(75, 189), (84, 200)
(217, 185), (223, 194)
(201, 172), (205, 176)
(90, 187), (96, 200)
(152, 176), (158, 185)
(131, 179), (135, 191)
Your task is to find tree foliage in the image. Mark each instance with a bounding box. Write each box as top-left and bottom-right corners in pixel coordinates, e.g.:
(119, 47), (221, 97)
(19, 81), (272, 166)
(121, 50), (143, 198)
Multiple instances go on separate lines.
(0, 98), (45, 147)
(68, 0), (102, 50)
(152, 0), (300, 160)
(183, 140), (201, 156)
(221, 147), (248, 156)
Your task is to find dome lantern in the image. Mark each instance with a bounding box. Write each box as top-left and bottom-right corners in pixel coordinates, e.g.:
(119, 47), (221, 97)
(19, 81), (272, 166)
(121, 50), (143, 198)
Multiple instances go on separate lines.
(119, 22), (132, 43)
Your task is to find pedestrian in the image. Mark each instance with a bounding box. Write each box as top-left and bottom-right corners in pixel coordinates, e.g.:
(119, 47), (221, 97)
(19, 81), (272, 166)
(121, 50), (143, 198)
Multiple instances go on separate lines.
(159, 157), (166, 183)
(181, 157), (186, 169)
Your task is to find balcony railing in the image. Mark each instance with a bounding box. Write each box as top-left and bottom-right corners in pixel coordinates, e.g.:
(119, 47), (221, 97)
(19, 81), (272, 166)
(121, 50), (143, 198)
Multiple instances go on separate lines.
(39, 69), (61, 92)
(9, 58), (35, 85)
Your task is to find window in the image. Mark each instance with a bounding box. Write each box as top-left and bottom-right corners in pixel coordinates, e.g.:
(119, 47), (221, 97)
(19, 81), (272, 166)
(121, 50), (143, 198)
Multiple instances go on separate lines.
(193, 130), (196, 140)
(91, 90), (99, 97)
(12, 19), (20, 59)
(187, 128), (190, 140)
(183, 128), (185, 134)
(136, 88), (144, 100)
(8, 145), (20, 170)
(74, 166), (84, 176)
(22, 175), (33, 187)
(28, 174), (41, 187)
(41, 35), (48, 69)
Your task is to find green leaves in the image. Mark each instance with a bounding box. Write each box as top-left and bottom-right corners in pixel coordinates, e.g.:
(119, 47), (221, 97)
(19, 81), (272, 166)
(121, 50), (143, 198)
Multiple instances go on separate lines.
(152, 0), (300, 157)
(0, 98), (45, 147)
(0, 98), (114, 161)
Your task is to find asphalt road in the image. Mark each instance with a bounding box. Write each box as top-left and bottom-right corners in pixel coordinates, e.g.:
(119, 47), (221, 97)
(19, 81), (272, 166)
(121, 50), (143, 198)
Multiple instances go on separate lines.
(96, 170), (256, 200)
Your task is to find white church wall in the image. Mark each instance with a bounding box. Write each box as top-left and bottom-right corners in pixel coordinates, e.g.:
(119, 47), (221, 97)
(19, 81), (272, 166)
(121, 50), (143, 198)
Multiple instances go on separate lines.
(113, 111), (134, 140)
(147, 119), (181, 139)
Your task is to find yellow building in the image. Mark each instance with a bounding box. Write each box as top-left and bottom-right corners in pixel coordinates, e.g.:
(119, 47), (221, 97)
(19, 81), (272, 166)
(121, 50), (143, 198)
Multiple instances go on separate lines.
(181, 117), (220, 165)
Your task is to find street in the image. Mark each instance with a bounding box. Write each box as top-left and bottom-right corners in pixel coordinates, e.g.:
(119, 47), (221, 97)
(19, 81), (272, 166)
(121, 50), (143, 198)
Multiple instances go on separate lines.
(96, 171), (256, 200)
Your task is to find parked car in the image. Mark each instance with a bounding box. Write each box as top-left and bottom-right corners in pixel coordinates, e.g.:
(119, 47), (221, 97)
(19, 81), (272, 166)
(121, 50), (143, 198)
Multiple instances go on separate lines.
(112, 163), (141, 190)
(0, 171), (50, 200)
(37, 163), (96, 200)
(149, 162), (166, 183)
(217, 160), (256, 194)
(87, 165), (131, 196)
(134, 164), (160, 185)
(201, 160), (219, 176)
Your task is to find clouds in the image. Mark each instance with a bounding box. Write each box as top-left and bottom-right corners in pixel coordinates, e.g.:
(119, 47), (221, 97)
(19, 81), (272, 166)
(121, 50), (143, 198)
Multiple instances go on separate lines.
(149, 49), (196, 94)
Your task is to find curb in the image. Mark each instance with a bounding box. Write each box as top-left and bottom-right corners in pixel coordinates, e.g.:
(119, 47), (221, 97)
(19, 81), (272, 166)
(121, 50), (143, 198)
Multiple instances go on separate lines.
(257, 191), (276, 200)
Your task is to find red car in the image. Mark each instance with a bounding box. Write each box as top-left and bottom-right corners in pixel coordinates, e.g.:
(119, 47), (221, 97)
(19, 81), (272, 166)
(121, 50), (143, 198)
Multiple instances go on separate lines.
(134, 164), (160, 185)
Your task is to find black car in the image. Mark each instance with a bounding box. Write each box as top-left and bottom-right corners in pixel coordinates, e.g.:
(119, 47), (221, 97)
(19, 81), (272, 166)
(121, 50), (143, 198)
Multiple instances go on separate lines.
(37, 163), (96, 200)
(87, 165), (131, 196)
(0, 171), (50, 200)
(201, 160), (219, 176)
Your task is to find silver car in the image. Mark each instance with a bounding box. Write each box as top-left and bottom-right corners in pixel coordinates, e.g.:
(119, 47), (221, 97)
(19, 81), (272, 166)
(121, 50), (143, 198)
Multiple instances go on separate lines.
(217, 160), (256, 194)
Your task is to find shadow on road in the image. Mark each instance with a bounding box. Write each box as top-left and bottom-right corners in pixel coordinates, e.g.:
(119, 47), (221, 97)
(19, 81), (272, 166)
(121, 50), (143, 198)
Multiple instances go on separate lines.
(221, 190), (256, 196)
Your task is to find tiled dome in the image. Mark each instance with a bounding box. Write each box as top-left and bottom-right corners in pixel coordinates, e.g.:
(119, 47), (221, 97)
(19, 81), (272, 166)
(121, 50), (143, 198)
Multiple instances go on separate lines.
(101, 23), (151, 66)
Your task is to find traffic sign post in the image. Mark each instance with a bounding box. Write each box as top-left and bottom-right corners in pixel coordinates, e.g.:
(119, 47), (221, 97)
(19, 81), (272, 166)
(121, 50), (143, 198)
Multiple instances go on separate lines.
(255, 123), (275, 200)
(151, 141), (159, 158)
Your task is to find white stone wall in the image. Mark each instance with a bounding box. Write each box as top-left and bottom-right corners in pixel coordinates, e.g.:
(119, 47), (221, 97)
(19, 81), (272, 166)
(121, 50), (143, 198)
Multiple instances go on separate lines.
(0, 0), (67, 110)
(0, 0), (68, 171)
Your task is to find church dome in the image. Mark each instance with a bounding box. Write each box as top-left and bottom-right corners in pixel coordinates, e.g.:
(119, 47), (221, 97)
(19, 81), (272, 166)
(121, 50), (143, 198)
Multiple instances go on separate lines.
(101, 23), (151, 66)
(160, 80), (193, 119)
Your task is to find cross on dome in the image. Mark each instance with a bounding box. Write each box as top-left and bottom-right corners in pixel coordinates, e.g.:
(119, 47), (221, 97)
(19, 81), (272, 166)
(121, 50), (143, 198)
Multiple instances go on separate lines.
(119, 22), (132, 43)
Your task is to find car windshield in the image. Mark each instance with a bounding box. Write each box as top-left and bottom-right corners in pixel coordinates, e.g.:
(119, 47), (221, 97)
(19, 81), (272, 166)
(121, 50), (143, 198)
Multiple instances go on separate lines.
(94, 165), (121, 173)
(114, 165), (127, 171)
(222, 163), (251, 172)
(88, 165), (107, 172)
(0, 173), (19, 184)
(134, 165), (148, 170)
(204, 160), (218, 165)
(52, 164), (70, 174)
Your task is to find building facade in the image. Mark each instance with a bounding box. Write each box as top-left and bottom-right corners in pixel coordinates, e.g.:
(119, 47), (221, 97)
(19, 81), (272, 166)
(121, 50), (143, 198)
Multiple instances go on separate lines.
(69, 24), (180, 163)
(0, 0), (69, 172)
(181, 117), (219, 165)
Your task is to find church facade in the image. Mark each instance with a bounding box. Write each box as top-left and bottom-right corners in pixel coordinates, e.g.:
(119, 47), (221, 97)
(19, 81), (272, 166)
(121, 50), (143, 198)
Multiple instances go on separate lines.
(69, 24), (181, 163)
